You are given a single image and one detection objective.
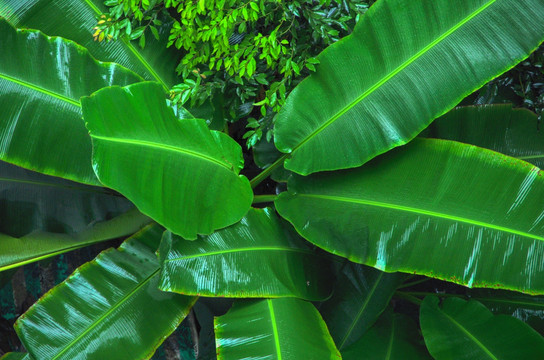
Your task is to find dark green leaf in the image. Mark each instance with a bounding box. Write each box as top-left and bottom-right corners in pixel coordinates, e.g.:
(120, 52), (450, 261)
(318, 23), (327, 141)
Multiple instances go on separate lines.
(276, 138), (544, 294)
(0, 20), (141, 184)
(318, 262), (404, 349)
(14, 224), (197, 360)
(214, 298), (341, 359)
(274, 0), (544, 175)
(158, 208), (332, 300)
(420, 296), (544, 359)
(81, 82), (253, 239)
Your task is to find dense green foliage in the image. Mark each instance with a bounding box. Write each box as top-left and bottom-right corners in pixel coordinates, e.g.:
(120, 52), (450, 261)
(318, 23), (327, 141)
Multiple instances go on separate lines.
(2, 0), (544, 359)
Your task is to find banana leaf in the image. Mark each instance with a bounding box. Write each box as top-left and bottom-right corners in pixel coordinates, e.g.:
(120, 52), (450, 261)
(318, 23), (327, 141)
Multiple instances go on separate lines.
(274, 0), (544, 175)
(158, 208), (332, 300)
(0, 20), (141, 185)
(81, 82), (253, 239)
(0, 161), (134, 238)
(0, 354), (31, 360)
(467, 289), (544, 335)
(0, 0), (178, 89)
(420, 296), (544, 359)
(214, 298), (341, 360)
(0, 208), (150, 272)
(423, 104), (544, 168)
(318, 262), (403, 349)
(275, 138), (544, 294)
(342, 309), (431, 360)
(14, 224), (197, 360)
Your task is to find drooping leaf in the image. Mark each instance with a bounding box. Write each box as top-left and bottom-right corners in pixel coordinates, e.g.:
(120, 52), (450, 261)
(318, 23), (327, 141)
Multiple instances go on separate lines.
(0, 353), (31, 360)
(420, 296), (544, 359)
(276, 138), (544, 294)
(423, 104), (544, 167)
(274, 0), (544, 175)
(342, 309), (432, 360)
(158, 208), (332, 300)
(214, 298), (341, 360)
(0, 20), (142, 184)
(14, 224), (197, 360)
(467, 289), (544, 335)
(81, 82), (253, 239)
(0, 161), (134, 238)
(318, 261), (403, 349)
(0, 0), (179, 89)
(0, 207), (150, 272)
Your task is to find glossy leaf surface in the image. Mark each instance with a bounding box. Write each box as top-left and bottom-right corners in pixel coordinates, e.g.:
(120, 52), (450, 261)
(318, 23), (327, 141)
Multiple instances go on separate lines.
(342, 309), (431, 360)
(0, 161), (133, 238)
(81, 82), (253, 239)
(214, 298), (341, 360)
(274, 0), (544, 175)
(420, 296), (544, 359)
(0, 20), (141, 184)
(276, 138), (544, 294)
(424, 104), (544, 168)
(15, 225), (197, 360)
(318, 262), (403, 349)
(0, 0), (178, 89)
(158, 208), (332, 300)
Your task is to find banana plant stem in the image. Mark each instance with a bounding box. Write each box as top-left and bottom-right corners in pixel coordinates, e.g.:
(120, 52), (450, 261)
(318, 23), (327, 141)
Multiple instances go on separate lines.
(396, 277), (431, 290)
(252, 194), (278, 204)
(250, 154), (288, 189)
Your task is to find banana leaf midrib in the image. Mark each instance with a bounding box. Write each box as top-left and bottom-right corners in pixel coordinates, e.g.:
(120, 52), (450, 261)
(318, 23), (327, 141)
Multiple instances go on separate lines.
(0, 73), (80, 107)
(49, 268), (159, 360)
(90, 134), (234, 171)
(441, 310), (498, 360)
(82, 0), (169, 90)
(267, 299), (283, 360)
(518, 155), (544, 160)
(385, 314), (395, 360)
(472, 297), (544, 308)
(0, 176), (113, 195)
(339, 271), (385, 349)
(290, 0), (497, 153)
(298, 194), (544, 241)
(164, 246), (314, 262)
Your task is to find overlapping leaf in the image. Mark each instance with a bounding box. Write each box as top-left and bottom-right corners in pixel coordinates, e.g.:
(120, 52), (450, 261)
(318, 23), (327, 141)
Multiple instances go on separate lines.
(81, 82), (252, 239)
(423, 104), (544, 168)
(0, 354), (31, 360)
(0, 20), (142, 184)
(0, 0), (178, 89)
(318, 262), (403, 349)
(274, 0), (544, 175)
(342, 309), (431, 360)
(158, 208), (332, 300)
(276, 138), (544, 294)
(214, 298), (340, 360)
(420, 296), (544, 359)
(14, 224), (197, 360)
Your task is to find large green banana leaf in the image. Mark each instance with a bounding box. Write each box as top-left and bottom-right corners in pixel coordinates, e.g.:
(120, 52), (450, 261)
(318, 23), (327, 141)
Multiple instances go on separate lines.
(318, 262), (403, 349)
(0, 161), (133, 238)
(0, 354), (31, 360)
(275, 138), (544, 294)
(214, 298), (341, 360)
(81, 82), (253, 239)
(274, 0), (544, 175)
(0, 20), (141, 185)
(420, 296), (544, 359)
(14, 224), (197, 360)
(158, 208), (332, 300)
(423, 104), (544, 168)
(342, 309), (432, 360)
(0, 208), (150, 272)
(0, 0), (178, 89)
